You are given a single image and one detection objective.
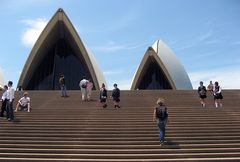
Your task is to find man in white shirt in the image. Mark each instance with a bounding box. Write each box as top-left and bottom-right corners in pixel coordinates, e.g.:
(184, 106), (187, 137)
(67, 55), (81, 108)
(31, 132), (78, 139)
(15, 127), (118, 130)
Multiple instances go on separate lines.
(6, 81), (15, 121)
(15, 92), (31, 112)
(79, 78), (89, 101)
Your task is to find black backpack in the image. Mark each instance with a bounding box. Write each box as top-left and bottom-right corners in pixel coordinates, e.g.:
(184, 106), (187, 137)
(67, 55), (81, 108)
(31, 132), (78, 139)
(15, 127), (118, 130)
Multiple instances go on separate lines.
(156, 106), (168, 120)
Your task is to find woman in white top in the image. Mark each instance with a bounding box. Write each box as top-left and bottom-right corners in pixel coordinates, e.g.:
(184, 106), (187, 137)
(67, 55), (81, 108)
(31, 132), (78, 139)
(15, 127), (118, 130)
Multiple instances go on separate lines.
(79, 78), (89, 101)
(15, 92), (31, 112)
(213, 81), (223, 108)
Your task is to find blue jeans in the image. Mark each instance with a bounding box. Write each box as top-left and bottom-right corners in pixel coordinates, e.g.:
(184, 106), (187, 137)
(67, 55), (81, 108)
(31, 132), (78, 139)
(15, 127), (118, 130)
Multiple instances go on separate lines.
(61, 85), (67, 97)
(157, 119), (167, 142)
(6, 100), (14, 120)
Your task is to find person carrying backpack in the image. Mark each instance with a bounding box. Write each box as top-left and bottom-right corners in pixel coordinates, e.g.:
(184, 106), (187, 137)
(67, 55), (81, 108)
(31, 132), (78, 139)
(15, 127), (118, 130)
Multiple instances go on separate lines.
(153, 98), (168, 145)
(59, 75), (68, 97)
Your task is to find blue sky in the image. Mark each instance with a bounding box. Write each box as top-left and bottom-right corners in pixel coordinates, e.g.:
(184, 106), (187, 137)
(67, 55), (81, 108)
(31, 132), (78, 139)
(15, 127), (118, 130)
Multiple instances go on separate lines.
(0, 0), (240, 89)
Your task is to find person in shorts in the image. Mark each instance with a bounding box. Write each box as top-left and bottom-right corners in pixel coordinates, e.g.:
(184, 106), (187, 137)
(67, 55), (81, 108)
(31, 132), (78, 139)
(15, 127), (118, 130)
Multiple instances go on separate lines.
(100, 83), (107, 108)
(15, 92), (31, 112)
(213, 81), (223, 108)
(198, 81), (207, 107)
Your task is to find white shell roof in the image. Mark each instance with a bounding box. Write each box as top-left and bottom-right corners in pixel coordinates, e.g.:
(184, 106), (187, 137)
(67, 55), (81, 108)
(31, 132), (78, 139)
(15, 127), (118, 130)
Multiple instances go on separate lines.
(152, 40), (192, 89)
(18, 9), (107, 90)
(131, 40), (192, 90)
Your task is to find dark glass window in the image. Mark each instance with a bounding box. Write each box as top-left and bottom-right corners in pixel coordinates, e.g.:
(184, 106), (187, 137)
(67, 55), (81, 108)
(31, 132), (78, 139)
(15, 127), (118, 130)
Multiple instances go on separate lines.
(25, 37), (94, 90)
(137, 57), (172, 90)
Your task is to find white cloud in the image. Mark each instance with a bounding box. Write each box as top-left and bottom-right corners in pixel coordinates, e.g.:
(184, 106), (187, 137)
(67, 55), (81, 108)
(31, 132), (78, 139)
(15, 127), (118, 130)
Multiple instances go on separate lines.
(197, 31), (213, 42)
(189, 66), (240, 89)
(21, 18), (48, 47)
(93, 41), (147, 53)
(108, 79), (132, 90)
(175, 43), (196, 51)
(104, 70), (124, 76)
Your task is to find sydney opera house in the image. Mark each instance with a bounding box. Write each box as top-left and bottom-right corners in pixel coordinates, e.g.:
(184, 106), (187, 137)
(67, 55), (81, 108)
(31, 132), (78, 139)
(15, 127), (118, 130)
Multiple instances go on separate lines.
(15, 8), (192, 90)
(4, 8), (240, 162)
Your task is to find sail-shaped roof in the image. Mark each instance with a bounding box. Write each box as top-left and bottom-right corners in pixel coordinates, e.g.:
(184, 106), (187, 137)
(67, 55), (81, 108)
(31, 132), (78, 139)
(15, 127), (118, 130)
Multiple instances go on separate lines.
(18, 9), (106, 90)
(131, 40), (192, 90)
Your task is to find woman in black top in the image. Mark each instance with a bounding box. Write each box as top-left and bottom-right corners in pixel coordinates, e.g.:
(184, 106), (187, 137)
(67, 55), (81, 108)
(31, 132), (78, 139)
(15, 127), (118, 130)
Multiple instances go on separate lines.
(198, 81), (207, 107)
(112, 83), (120, 108)
(100, 83), (107, 108)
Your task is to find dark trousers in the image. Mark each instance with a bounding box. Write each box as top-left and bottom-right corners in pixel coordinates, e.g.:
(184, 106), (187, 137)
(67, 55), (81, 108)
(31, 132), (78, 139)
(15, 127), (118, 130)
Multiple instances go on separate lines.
(6, 100), (14, 120)
(0, 99), (7, 117)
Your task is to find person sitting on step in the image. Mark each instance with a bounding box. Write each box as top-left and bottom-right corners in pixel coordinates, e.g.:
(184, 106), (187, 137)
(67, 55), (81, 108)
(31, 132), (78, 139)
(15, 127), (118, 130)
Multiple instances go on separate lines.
(15, 92), (31, 112)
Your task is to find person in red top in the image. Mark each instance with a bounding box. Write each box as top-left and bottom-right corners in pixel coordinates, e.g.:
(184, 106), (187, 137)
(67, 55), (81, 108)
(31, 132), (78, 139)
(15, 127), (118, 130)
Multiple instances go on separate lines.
(86, 79), (93, 101)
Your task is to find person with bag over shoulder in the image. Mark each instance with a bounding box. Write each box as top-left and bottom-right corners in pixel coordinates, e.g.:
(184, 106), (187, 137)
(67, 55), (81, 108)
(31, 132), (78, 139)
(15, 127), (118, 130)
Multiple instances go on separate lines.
(153, 98), (168, 145)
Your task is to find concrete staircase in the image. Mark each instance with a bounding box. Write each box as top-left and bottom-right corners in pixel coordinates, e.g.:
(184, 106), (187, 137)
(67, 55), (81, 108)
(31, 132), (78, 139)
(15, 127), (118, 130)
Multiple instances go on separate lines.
(0, 90), (240, 161)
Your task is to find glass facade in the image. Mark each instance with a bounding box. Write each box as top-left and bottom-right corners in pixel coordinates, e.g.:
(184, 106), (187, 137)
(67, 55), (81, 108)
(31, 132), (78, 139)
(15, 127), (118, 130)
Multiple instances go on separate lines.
(25, 37), (94, 90)
(137, 57), (172, 90)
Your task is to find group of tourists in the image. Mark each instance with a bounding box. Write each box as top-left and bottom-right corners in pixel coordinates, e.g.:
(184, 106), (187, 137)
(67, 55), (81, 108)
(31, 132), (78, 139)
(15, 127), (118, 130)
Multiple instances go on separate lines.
(79, 78), (121, 109)
(99, 83), (120, 109)
(59, 75), (121, 109)
(197, 80), (223, 108)
(0, 81), (31, 122)
(153, 80), (225, 146)
(1, 76), (225, 145)
(59, 75), (94, 101)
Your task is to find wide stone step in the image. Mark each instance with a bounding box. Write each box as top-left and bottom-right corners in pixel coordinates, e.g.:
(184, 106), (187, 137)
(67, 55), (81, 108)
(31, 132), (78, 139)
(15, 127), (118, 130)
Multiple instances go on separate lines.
(0, 90), (240, 161)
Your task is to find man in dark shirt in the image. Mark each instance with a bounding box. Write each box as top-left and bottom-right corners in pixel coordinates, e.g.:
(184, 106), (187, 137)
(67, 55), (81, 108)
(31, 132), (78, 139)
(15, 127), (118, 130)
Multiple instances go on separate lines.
(112, 83), (120, 108)
(59, 75), (68, 97)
